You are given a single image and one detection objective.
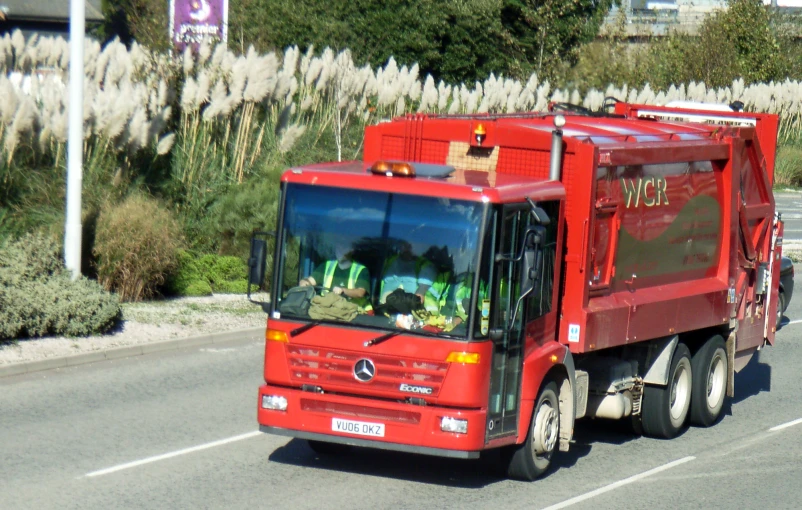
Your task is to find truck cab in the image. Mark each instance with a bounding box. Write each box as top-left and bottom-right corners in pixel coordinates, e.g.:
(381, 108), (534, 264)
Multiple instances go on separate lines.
(255, 159), (570, 468)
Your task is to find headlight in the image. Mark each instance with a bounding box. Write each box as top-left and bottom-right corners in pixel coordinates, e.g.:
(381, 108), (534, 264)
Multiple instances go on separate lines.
(440, 416), (468, 434)
(261, 395), (288, 411)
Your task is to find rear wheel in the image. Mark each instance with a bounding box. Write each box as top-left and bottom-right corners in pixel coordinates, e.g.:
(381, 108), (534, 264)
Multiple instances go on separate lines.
(505, 381), (560, 481)
(776, 291), (786, 329)
(641, 342), (692, 439)
(690, 336), (727, 427)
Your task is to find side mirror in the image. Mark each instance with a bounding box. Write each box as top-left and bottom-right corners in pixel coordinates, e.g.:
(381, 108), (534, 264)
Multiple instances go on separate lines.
(249, 239), (267, 288)
(248, 231), (275, 311)
(509, 226), (546, 327)
(525, 198), (551, 226)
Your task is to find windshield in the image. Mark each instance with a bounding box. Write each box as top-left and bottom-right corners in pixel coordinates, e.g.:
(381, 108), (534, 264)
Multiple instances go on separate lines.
(274, 183), (489, 339)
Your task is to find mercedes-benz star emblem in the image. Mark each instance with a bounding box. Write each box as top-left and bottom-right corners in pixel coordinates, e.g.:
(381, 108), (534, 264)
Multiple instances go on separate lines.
(353, 358), (376, 382)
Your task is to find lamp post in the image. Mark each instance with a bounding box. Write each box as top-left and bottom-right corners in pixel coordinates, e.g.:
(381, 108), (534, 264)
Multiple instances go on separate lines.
(65, 0), (84, 280)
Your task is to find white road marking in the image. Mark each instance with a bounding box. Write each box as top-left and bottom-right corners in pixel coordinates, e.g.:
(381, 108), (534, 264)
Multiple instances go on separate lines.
(541, 456), (696, 510)
(84, 431), (261, 478)
(769, 418), (802, 432)
(785, 319), (802, 326)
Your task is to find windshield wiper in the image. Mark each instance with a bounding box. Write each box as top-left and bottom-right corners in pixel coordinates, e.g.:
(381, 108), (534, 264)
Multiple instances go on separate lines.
(291, 321), (321, 337)
(364, 331), (401, 347)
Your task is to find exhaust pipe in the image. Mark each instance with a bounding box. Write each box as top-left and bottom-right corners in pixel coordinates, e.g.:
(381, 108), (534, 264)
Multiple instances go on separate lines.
(549, 115), (566, 181)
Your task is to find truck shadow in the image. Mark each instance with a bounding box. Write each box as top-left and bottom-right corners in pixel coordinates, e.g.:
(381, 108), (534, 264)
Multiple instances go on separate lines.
(553, 418), (639, 470)
(725, 352), (772, 412)
(268, 438), (504, 487)
(268, 421), (640, 487)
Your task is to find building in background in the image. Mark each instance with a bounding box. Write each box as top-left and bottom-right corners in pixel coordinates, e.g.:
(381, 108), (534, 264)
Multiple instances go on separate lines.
(603, 0), (802, 37)
(0, 0), (103, 38)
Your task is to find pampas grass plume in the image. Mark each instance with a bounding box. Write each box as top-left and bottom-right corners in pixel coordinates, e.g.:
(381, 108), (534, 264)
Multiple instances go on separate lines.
(278, 123), (306, 153)
(157, 133), (176, 155)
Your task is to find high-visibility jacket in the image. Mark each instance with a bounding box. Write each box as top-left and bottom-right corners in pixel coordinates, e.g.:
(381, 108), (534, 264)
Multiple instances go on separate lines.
(379, 255), (435, 300)
(454, 275), (489, 321)
(424, 271), (451, 314)
(322, 260), (372, 312)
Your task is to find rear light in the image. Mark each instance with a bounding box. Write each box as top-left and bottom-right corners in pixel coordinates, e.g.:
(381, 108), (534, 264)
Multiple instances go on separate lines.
(262, 395), (288, 411)
(446, 352), (480, 364)
(266, 329), (289, 343)
(440, 416), (468, 434)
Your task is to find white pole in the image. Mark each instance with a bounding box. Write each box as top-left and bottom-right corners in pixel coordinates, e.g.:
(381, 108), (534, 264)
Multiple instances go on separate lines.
(65, 0), (85, 280)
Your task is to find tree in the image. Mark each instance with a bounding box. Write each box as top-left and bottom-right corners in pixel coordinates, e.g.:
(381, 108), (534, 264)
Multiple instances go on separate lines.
(642, 0), (789, 89)
(500, 0), (615, 81)
(100, 0), (168, 50)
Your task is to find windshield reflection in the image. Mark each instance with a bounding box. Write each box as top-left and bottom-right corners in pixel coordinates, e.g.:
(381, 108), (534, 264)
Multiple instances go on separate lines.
(274, 184), (488, 339)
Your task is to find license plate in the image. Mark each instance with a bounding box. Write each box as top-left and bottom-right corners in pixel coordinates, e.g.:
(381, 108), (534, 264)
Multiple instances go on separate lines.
(332, 418), (385, 437)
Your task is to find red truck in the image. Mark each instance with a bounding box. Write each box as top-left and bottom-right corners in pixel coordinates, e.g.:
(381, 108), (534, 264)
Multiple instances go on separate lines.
(248, 100), (783, 480)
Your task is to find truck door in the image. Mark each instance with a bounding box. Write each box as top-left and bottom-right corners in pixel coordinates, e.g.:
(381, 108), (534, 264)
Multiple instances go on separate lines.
(486, 202), (559, 439)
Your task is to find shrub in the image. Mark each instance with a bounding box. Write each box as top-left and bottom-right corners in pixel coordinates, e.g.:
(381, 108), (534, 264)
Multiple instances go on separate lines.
(0, 233), (121, 340)
(184, 280), (214, 296)
(94, 193), (184, 302)
(198, 254), (247, 285)
(165, 251), (249, 296)
(213, 279), (249, 294)
(775, 145), (802, 188)
(165, 249), (205, 296)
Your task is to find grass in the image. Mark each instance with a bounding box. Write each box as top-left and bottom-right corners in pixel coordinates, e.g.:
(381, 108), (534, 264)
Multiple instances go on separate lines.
(775, 145), (802, 188)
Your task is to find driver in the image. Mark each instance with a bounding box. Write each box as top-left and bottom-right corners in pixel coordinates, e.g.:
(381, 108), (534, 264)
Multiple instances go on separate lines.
(299, 243), (370, 307)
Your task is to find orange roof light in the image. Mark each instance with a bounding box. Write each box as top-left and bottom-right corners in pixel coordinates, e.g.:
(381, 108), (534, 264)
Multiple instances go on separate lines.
(369, 161), (416, 177)
(474, 124), (487, 146)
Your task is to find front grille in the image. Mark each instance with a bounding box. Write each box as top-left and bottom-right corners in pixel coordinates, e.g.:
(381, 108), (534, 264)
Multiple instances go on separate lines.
(287, 345), (447, 395)
(300, 398), (422, 424)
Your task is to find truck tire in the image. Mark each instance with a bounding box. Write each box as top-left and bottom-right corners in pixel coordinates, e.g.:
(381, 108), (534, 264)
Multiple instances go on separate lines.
(776, 291), (786, 330)
(641, 342), (692, 439)
(307, 440), (351, 456)
(689, 336), (727, 427)
(505, 381), (560, 481)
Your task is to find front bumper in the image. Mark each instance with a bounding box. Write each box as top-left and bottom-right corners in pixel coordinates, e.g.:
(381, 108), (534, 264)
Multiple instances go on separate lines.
(257, 384), (486, 458)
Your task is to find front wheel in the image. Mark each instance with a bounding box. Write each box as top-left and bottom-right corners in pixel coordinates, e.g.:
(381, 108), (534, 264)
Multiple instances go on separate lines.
(505, 381), (560, 481)
(641, 342), (692, 439)
(776, 291), (786, 330)
(690, 336), (728, 427)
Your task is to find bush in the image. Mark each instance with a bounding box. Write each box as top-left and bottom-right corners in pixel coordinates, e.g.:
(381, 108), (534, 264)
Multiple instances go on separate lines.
(94, 193), (184, 302)
(165, 251), (249, 296)
(775, 145), (802, 188)
(0, 233), (121, 340)
(184, 280), (214, 296)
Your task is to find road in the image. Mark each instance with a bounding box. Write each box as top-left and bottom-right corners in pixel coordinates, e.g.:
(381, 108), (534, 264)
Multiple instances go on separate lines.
(776, 191), (802, 244)
(1, 287), (801, 509)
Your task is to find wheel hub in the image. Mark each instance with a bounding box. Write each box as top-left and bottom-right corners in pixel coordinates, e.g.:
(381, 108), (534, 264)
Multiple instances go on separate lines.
(669, 361), (691, 422)
(706, 355), (725, 408)
(533, 403), (558, 455)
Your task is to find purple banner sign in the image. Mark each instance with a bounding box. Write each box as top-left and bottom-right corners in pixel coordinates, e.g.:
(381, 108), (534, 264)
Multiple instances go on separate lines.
(169, 0), (229, 51)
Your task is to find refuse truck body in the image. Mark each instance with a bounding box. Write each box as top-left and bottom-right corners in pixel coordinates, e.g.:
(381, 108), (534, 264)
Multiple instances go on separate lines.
(250, 102), (783, 480)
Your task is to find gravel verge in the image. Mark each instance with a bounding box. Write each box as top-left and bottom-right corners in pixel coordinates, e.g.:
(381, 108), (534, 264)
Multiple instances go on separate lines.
(0, 294), (269, 367)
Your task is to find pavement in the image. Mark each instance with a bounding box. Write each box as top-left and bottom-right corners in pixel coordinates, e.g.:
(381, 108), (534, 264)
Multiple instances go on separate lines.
(0, 326), (265, 379)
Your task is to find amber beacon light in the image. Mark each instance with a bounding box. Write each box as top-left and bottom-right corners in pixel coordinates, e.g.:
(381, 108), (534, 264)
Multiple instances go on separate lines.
(474, 124), (486, 146)
(369, 160), (416, 177)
